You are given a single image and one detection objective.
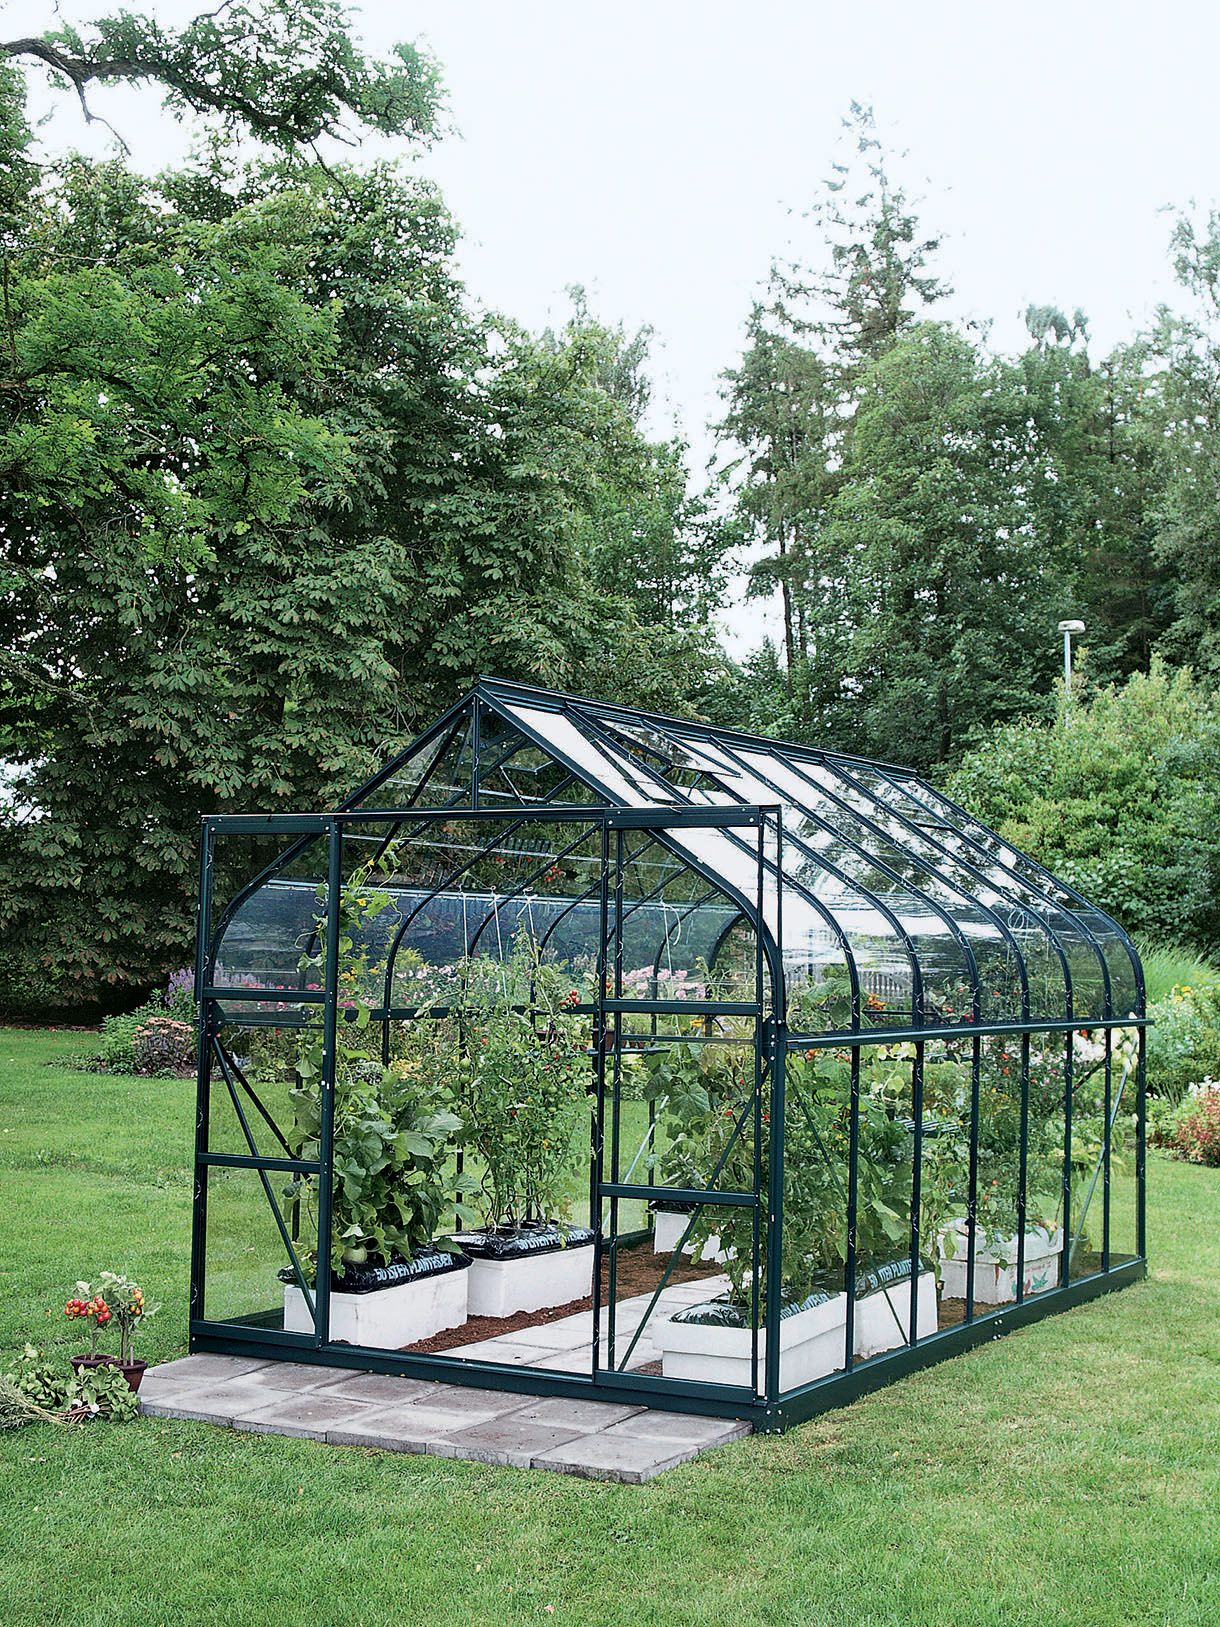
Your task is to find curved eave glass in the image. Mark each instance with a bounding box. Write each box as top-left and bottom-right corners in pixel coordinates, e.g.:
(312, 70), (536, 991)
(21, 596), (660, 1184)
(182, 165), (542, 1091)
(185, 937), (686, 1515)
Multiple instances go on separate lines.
(305, 677), (1145, 1037)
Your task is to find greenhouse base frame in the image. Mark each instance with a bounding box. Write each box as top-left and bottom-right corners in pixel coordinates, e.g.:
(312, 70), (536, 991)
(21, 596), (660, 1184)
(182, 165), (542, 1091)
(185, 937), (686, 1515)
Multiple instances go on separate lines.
(190, 1259), (1146, 1435)
(190, 679), (1149, 1434)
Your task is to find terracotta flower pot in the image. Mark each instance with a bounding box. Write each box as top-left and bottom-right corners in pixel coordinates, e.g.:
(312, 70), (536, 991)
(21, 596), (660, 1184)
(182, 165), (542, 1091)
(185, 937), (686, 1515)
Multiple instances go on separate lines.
(70, 1353), (118, 1376)
(117, 1359), (148, 1393)
(70, 1353), (149, 1391)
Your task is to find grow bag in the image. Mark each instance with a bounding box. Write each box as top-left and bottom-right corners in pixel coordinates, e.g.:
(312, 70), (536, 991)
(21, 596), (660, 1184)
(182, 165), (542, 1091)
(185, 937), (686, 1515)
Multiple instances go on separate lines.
(451, 1224), (597, 1318)
(281, 1247), (473, 1346)
(450, 1223), (596, 1259)
(655, 1282), (848, 1389)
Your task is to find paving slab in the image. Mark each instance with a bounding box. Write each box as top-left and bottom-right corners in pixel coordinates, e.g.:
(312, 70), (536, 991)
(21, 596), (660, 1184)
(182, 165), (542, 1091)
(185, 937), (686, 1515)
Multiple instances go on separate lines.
(608, 1411), (751, 1446)
(237, 1361), (345, 1394)
(236, 1392), (377, 1441)
(142, 1354), (270, 1384)
(313, 1371), (443, 1406)
(530, 1431), (707, 1482)
(325, 1409), (432, 1453)
(430, 1415), (591, 1468)
(499, 1396), (645, 1431)
(140, 1378), (298, 1426)
(325, 1386), (525, 1450)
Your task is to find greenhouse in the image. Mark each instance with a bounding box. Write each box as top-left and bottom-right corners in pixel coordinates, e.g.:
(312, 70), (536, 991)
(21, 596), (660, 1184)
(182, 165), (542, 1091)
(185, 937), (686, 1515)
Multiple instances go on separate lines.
(191, 677), (1147, 1431)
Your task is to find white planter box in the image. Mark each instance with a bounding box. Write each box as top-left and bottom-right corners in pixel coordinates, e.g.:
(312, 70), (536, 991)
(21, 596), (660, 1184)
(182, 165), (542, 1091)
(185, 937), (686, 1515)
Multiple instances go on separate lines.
(284, 1266), (469, 1348)
(853, 1268), (938, 1359)
(652, 1207), (733, 1265)
(938, 1222), (1063, 1305)
(654, 1291), (848, 1391)
(465, 1240), (594, 1319)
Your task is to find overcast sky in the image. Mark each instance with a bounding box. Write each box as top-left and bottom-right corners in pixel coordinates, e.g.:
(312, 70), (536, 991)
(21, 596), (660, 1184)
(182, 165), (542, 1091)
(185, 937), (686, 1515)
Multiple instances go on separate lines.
(10, 0), (1220, 651)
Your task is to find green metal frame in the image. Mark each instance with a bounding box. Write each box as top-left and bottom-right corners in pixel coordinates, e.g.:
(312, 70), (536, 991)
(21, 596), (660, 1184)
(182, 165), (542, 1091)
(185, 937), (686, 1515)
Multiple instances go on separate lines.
(190, 678), (1148, 1432)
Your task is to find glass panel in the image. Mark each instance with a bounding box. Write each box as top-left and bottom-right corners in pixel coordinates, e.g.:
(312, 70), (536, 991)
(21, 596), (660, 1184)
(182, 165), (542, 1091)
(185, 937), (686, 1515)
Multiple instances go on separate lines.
(1067, 1027), (1108, 1281)
(475, 712), (601, 807)
(500, 703), (680, 807)
(202, 1163), (316, 1332)
(1022, 1031), (1068, 1299)
(778, 1048), (851, 1388)
(206, 1022), (320, 1163)
(210, 831), (329, 993)
(864, 773), (1109, 1022)
(1106, 1026), (1141, 1267)
(623, 1033), (762, 1392)
(348, 714), (473, 811)
(681, 739), (950, 1029)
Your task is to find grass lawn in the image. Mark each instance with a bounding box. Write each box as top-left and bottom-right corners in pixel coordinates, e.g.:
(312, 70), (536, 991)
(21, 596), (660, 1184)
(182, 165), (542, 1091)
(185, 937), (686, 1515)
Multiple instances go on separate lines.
(1, 1026), (1217, 1627)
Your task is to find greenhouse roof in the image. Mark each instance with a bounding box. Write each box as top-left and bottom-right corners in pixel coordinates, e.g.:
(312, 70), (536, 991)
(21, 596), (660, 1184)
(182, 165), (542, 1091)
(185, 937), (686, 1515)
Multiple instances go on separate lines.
(334, 677), (1142, 1032)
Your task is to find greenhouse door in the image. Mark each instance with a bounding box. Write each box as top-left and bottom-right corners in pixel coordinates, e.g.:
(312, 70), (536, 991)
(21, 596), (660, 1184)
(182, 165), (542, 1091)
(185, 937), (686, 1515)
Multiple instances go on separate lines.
(192, 814), (339, 1354)
(590, 809), (773, 1406)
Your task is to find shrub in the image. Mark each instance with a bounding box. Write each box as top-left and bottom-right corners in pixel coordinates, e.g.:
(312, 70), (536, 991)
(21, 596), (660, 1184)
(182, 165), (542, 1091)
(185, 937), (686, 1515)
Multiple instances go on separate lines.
(1173, 1084), (1220, 1167)
(95, 1008), (148, 1073)
(132, 1016), (194, 1076)
(947, 664), (1220, 951)
(1145, 983), (1220, 1106)
(1146, 1096), (1184, 1149)
(77, 967), (197, 1075)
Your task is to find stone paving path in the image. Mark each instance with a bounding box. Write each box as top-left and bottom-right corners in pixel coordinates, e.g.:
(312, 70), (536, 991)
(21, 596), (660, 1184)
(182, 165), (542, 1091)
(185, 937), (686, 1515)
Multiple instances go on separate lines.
(140, 1316), (750, 1482)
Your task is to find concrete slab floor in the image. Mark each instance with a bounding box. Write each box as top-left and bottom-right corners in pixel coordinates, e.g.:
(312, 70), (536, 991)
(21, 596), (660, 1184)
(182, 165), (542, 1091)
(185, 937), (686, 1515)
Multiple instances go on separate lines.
(140, 1355), (751, 1482)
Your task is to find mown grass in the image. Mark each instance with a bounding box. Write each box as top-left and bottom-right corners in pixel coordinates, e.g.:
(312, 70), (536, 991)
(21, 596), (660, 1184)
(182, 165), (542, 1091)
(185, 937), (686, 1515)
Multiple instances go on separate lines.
(1, 1026), (1218, 1626)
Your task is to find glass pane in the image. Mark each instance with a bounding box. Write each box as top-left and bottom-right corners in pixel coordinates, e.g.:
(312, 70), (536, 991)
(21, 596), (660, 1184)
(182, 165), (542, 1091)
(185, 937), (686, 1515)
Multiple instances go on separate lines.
(1022, 1031), (1068, 1299)
(203, 1163), (316, 1332)
(205, 1022), (321, 1163)
(629, 1034), (763, 1392)
(211, 831), (329, 993)
(348, 714), (473, 811)
(1106, 1027), (1142, 1267)
(879, 778), (1115, 1021)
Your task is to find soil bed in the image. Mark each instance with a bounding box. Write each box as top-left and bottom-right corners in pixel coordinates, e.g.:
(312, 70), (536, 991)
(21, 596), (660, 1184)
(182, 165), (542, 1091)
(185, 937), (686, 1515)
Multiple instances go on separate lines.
(405, 1242), (723, 1355)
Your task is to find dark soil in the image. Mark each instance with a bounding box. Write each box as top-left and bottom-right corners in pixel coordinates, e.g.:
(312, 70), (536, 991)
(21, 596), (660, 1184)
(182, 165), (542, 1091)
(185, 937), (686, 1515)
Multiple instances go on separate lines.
(405, 1241), (724, 1355)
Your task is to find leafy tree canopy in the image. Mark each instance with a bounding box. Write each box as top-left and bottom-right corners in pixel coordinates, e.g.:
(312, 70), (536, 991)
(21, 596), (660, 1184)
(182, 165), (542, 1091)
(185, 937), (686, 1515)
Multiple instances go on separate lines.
(0, 1), (442, 153)
(0, 11), (719, 1012)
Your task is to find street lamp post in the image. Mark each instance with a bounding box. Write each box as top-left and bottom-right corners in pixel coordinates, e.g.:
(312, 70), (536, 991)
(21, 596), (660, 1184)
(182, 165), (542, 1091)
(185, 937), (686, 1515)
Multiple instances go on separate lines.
(1058, 619), (1085, 700)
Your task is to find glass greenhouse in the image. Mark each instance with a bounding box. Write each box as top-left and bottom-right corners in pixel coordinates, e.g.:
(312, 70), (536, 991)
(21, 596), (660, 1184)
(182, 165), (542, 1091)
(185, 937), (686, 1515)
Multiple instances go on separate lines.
(192, 678), (1147, 1431)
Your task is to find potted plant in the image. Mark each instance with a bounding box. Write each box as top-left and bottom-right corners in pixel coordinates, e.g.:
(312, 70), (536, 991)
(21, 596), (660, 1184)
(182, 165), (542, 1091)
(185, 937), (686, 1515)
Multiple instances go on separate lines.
(64, 1289), (112, 1375)
(282, 1058), (477, 1346)
(445, 938), (596, 1319)
(65, 1273), (159, 1391)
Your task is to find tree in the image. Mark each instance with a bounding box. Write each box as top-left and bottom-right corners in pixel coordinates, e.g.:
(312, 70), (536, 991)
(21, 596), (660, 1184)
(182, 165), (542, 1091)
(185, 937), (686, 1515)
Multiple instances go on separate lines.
(1151, 210), (1220, 678)
(781, 101), (951, 371)
(809, 324), (1063, 766)
(533, 292), (734, 630)
(715, 103), (951, 736)
(716, 302), (840, 719)
(0, 12), (712, 1013)
(0, 0), (441, 154)
(1014, 309), (1172, 684)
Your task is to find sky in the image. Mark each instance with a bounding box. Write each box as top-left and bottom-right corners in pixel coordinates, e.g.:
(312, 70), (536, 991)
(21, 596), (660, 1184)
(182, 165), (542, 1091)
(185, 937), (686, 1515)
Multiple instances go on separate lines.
(9, 0), (1220, 652)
